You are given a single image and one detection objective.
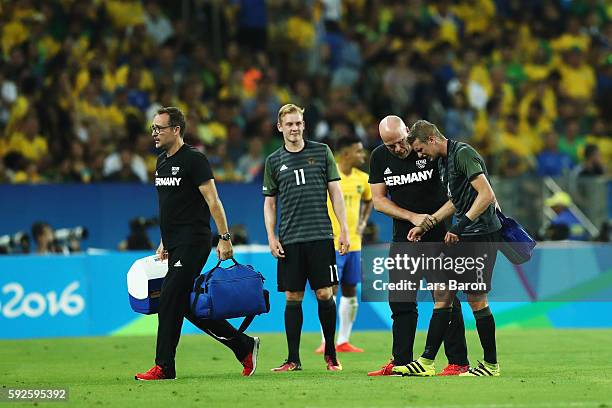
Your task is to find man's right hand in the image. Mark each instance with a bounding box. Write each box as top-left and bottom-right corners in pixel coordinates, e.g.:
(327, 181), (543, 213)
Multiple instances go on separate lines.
(410, 214), (436, 231)
(156, 241), (168, 261)
(268, 236), (285, 258)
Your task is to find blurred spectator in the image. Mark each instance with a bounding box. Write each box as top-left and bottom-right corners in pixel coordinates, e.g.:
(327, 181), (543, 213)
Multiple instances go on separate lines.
(5, 110), (47, 165)
(558, 119), (586, 163)
(543, 191), (588, 241)
(0, 70), (17, 128)
(207, 141), (242, 182)
(575, 144), (605, 177)
(331, 27), (363, 89)
(558, 47), (596, 101)
(236, 137), (264, 182)
(234, 0), (267, 51)
(444, 92), (474, 142)
(382, 52), (417, 115)
(536, 132), (574, 177)
(104, 142), (148, 182)
(498, 114), (533, 175)
(104, 144), (144, 182)
(143, 1), (174, 45)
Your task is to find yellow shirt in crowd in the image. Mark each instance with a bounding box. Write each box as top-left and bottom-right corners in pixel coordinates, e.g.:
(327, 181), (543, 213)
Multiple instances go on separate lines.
(558, 63), (596, 99)
(327, 168), (372, 252)
(6, 132), (48, 163)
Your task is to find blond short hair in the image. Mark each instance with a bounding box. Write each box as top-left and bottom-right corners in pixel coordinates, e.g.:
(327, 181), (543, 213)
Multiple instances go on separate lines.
(277, 103), (305, 124)
(408, 120), (444, 143)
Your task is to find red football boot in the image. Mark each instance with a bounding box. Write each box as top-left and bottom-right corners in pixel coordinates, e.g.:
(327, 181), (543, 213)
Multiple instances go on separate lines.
(367, 360), (400, 376)
(240, 337), (260, 377)
(438, 364), (469, 376)
(135, 365), (174, 381)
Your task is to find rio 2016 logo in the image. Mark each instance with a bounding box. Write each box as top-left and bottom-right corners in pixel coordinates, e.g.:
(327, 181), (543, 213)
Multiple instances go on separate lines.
(0, 281), (85, 318)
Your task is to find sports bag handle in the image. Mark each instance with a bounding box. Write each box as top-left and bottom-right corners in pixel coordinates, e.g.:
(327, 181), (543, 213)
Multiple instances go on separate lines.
(200, 257), (240, 290)
(213, 257), (239, 269)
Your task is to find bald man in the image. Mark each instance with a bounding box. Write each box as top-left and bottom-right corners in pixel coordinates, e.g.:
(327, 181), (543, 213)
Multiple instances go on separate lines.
(366, 116), (469, 376)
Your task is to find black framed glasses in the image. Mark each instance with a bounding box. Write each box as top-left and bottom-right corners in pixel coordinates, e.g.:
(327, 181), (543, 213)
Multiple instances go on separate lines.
(151, 124), (176, 134)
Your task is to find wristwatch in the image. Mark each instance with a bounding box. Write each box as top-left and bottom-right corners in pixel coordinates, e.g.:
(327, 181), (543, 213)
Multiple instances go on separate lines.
(218, 232), (231, 241)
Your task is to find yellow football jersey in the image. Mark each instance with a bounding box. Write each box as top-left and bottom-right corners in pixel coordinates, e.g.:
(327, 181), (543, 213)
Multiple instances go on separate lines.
(327, 168), (372, 251)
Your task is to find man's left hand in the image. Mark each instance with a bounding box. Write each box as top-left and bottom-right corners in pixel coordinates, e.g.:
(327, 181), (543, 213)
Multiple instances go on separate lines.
(217, 239), (233, 260)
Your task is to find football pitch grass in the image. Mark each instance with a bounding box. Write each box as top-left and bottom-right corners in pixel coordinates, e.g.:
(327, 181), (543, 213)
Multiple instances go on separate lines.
(1, 329), (611, 408)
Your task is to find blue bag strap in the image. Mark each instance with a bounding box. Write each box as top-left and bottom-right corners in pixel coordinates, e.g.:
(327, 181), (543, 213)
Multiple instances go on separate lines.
(237, 289), (270, 333)
(190, 274), (208, 315)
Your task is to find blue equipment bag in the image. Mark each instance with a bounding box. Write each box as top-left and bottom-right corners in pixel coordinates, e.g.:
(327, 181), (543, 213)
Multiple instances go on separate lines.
(496, 209), (537, 265)
(190, 258), (270, 332)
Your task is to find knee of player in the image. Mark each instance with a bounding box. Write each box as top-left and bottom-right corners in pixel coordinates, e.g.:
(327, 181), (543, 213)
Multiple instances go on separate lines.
(285, 291), (305, 302)
(315, 286), (334, 301)
(467, 296), (488, 312)
(433, 290), (453, 307)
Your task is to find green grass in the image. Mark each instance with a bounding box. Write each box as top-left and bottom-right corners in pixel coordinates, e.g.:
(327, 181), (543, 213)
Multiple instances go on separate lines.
(1, 330), (611, 408)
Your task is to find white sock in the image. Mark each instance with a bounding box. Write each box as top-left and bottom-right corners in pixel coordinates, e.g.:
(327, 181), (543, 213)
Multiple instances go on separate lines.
(320, 295), (336, 343)
(336, 296), (358, 345)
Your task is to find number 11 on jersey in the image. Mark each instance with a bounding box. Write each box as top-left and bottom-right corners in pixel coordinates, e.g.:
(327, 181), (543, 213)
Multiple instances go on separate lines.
(294, 169), (306, 185)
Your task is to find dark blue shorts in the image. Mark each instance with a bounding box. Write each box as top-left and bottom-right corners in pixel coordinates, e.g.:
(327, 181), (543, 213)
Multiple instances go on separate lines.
(335, 250), (361, 286)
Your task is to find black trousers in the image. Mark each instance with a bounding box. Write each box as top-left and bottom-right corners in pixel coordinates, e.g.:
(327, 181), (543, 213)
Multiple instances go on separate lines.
(389, 296), (468, 366)
(388, 228), (469, 366)
(155, 243), (252, 376)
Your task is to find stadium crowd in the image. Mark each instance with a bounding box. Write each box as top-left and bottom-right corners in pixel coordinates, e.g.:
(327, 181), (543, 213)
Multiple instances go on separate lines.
(0, 0), (610, 184)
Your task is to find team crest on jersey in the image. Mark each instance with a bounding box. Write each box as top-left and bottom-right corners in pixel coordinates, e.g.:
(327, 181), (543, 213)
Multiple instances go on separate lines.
(307, 157), (316, 165)
(356, 185), (363, 194)
(172, 166), (180, 175)
(416, 159), (427, 169)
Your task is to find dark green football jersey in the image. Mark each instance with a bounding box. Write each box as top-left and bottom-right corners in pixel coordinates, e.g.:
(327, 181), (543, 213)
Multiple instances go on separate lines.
(263, 141), (340, 245)
(439, 139), (501, 236)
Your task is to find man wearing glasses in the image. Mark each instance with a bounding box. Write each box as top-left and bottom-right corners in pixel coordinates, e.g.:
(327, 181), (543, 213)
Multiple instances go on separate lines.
(135, 107), (259, 380)
(366, 115), (469, 376)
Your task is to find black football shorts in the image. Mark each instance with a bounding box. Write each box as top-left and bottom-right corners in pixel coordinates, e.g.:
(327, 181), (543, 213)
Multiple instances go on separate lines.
(277, 239), (338, 292)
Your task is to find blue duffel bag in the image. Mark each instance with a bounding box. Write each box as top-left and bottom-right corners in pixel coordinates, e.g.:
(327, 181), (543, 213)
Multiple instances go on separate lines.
(496, 209), (537, 265)
(190, 258), (270, 332)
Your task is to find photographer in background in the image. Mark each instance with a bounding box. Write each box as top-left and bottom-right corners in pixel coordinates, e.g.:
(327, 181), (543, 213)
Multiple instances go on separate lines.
(0, 231), (30, 254)
(31, 221), (60, 254)
(118, 217), (158, 251)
